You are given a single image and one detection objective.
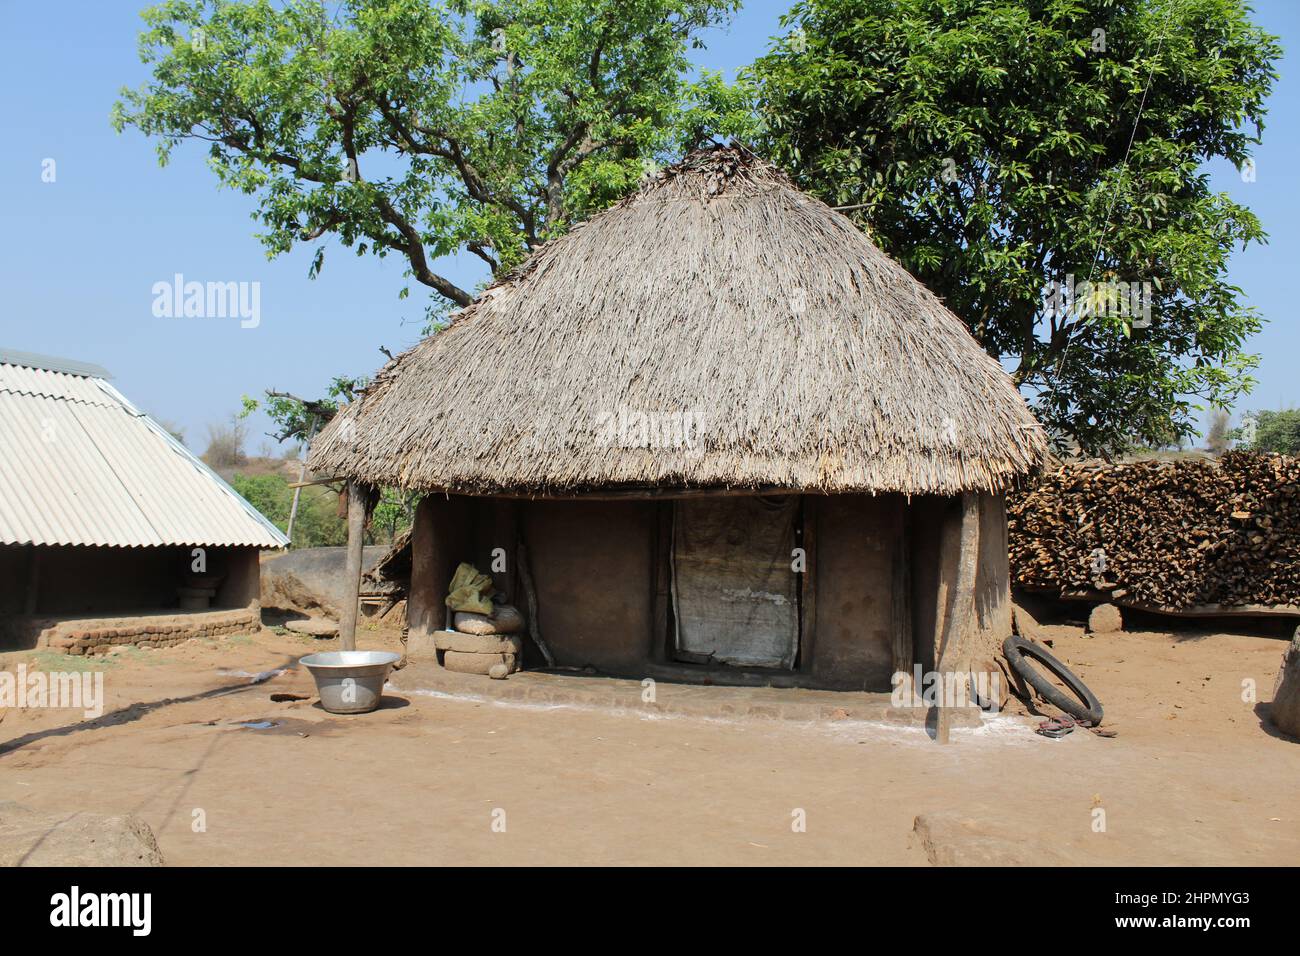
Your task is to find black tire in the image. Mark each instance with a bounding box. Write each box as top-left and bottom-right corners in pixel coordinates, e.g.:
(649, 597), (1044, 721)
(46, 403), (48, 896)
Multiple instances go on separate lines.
(1002, 634), (1104, 726)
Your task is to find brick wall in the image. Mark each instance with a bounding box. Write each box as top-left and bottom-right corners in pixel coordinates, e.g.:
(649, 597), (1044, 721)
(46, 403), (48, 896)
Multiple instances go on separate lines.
(35, 608), (261, 656)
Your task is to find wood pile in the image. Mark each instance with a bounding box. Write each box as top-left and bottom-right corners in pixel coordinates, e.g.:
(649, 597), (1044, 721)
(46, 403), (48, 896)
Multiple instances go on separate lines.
(1008, 452), (1300, 611)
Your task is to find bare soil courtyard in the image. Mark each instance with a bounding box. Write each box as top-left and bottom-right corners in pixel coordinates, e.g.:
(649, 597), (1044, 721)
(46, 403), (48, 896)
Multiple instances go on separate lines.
(0, 617), (1296, 866)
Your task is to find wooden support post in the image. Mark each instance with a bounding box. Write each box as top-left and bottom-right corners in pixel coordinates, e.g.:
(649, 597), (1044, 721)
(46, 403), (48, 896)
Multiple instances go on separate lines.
(517, 542), (555, 667)
(935, 492), (980, 744)
(408, 496), (437, 643)
(339, 479), (367, 652)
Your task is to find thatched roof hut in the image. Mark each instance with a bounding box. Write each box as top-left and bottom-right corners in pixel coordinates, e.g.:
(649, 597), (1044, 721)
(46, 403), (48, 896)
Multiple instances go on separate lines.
(310, 146), (1046, 497)
(315, 146), (1047, 713)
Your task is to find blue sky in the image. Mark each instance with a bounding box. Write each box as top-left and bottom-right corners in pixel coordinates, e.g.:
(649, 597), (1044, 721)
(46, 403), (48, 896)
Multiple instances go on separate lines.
(0, 0), (1294, 453)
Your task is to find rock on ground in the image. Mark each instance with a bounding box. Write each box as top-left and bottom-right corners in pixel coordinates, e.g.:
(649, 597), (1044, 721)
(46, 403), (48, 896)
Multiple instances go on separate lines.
(260, 546), (386, 618)
(1088, 603), (1124, 634)
(434, 630), (523, 655)
(404, 630), (523, 662)
(443, 650), (519, 676)
(285, 618), (339, 639)
(1270, 629), (1300, 739)
(0, 801), (164, 866)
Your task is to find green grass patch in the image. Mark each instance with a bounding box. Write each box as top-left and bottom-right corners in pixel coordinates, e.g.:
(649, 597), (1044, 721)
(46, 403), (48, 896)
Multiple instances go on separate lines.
(25, 651), (117, 672)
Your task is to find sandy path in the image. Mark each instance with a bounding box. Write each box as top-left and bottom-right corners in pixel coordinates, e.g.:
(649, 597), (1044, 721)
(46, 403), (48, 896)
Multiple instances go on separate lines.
(0, 622), (1296, 866)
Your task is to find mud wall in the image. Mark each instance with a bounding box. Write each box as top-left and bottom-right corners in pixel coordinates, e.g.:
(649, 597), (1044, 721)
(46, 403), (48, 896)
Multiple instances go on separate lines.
(520, 499), (657, 673)
(405, 491), (1004, 691)
(407, 495), (475, 642)
(807, 494), (901, 690)
(261, 544), (386, 618)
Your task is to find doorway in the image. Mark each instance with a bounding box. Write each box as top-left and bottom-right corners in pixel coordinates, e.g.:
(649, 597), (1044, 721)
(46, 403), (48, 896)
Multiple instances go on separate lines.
(671, 496), (799, 668)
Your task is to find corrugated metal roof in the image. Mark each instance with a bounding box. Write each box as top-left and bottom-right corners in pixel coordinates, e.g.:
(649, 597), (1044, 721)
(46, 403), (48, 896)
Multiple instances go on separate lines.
(0, 362), (121, 406)
(0, 348), (112, 381)
(0, 356), (289, 549)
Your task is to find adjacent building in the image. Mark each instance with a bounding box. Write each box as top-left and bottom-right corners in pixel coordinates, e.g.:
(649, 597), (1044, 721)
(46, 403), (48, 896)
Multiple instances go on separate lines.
(0, 349), (287, 653)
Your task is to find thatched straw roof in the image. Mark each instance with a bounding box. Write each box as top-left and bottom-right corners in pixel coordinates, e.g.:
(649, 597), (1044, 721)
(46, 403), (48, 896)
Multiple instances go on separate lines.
(310, 145), (1048, 497)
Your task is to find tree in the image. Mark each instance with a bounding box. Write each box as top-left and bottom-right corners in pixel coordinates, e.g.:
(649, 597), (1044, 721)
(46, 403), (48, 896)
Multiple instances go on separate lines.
(114, 0), (739, 323)
(203, 417), (249, 468)
(240, 375), (366, 545)
(372, 487), (419, 543)
(1231, 409), (1300, 456)
(230, 472), (349, 546)
(240, 375), (366, 446)
(750, 0), (1280, 455)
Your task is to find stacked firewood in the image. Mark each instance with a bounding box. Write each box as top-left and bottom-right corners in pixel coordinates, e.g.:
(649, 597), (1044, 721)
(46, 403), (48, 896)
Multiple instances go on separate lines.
(1008, 452), (1300, 610)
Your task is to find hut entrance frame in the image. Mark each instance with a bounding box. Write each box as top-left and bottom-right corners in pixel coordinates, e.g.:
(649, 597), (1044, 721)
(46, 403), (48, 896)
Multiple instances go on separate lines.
(669, 495), (802, 669)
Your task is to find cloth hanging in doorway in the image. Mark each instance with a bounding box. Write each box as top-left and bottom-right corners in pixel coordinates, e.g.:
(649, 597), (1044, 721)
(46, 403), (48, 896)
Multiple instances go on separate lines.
(672, 496), (799, 668)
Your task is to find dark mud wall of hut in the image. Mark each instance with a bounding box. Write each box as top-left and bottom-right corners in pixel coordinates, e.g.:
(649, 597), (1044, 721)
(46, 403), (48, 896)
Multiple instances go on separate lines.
(910, 495), (948, 672)
(404, 490), (1009, 690)
(0, 543), (261, 616)
(0, 545), (29, 615)
(407, 495), (475, 641)
(520, 499), (657, 673)
(807, 494), (901, 690)
(214, 546), (262, 609)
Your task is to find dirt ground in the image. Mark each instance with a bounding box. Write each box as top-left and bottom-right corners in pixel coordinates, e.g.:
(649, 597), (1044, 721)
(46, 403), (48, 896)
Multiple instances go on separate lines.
(0, 615), (1297, 866)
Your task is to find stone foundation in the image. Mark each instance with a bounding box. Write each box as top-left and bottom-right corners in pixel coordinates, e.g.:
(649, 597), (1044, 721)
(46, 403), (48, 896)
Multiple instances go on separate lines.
(406, 629), (523, 676)
(15, 608), (261, 656)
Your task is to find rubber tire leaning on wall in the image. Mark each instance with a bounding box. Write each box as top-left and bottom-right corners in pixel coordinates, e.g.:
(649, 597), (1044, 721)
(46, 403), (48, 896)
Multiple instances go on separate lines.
(1002, 635), (1104, 726)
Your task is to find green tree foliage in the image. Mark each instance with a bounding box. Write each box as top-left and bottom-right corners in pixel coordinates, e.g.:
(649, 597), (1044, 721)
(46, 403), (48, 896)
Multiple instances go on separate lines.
(202, 417), (249, 468)
(371, 487), (419, 543)
(240, 376), (366, 445)
(1232, 409), (1300, 455)
(115, 0), (739, 322)
(750, 0), (1280, 455)
(230, 472), (349, 546)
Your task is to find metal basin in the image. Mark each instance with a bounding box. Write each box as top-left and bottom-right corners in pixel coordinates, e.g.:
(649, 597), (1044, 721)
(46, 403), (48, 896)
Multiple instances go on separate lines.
(299, 651), (401, 714)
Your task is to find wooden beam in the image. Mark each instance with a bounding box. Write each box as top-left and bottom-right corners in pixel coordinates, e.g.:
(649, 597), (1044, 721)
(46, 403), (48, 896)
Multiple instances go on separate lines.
(1029, 586), (1300, 620)
(407, 495), (438, 644)
(517, 542), (555, 667)
(286, 475), (346, 490)
(484, 486), (820, 502)
(338, 480), (367, 651)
